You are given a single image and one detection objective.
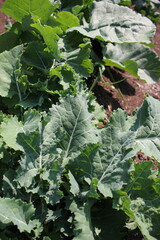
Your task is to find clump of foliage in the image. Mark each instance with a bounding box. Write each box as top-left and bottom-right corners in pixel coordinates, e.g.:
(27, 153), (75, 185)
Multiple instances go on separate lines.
(0, 0), (160, 239)
(131, 0), (160, 23)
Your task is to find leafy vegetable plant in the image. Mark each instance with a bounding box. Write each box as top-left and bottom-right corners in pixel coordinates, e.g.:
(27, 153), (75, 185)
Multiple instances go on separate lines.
(0, 0), (160, 239)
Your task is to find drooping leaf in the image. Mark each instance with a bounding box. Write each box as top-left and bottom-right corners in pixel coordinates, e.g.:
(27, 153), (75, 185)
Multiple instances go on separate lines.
(68, 171), (80, 196)
(0, 45), (23, 98)
(0, 197), (42, 235)
(1, 0), (57, 24)
(103, 43), (160, 83)
(3, 169), (18, 198)
(0, 115), (23, 151)
(68, 1), (156, 43)
(133, 96), (160, 161)
(0, 109), (41, 151)
(69, 199), (95, 240)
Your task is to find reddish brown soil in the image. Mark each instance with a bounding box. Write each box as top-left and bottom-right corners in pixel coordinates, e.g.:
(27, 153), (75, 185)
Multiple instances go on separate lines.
(0, 0), (14, 33)
(88, 18), (160, 118)
(90, 66), (160, 118)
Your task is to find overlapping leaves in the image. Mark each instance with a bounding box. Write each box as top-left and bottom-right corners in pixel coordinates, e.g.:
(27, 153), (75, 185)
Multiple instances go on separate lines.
(103, 43), (160, 83)
(1, 94), (160, 239)
(68, 1), (156, 43)
(0, 0), (160, 239)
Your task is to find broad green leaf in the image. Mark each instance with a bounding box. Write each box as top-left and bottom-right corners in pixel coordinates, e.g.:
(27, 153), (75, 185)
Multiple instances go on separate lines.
(0, 45), (23, 98)
(0, 109), (41, 151)
(115, 161), (160, 240)
(15, 94), (98, 203)
(19, 93), (45, 109)
(48, 11), (79, 32)
(125, 161), (158, 199)
(68, 1), (156, 43)
(22, 41), (53, 72)
(109, 108), (136, 130)
(60, 37), (93, 77)
(133, 96), (160, 161)
(90, 100), (106, 124)
(69, 200), (95, 240)
(153, 178), (160, 194)
(13, 111), (62, 204)
(0, 116), (23, 151)
(22, 109), (42, 133)
(16, 118), (59, 184)
(16, 125), (63, 204)
(68, 171), (80, 196)
(0, 31), (19, 54)
(60, 0), (82, 10)
(31, 21), (62, 59)
(103, 43), (160, 83)
(0, 22), (24, 53)
(69, 96), (160, 198)
(3, 169), (18, 198)
(117, 194), (158, 240)
(1, 0), (57, 24)
(0, 198), (41, 235)
(69, 110), (136, 197)
(48, 93), (99, 164)
(53, 64), (77, 90)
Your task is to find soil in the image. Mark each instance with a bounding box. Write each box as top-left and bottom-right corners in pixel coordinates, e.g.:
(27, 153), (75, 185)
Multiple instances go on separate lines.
(0, 0), (14, 33)
(88, 17), (160, 119)
(0, 1), (159, 239)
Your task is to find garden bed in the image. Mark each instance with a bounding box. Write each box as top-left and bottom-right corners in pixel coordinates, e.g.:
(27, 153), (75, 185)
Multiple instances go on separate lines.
(0, 1), (160, 239)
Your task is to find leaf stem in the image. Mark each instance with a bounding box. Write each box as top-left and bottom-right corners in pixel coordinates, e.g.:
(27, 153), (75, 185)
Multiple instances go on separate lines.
(106, 67), (127, 104)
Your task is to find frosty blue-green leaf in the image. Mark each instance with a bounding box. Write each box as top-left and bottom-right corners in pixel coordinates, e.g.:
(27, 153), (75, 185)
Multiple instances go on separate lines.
(103, 43), (160, 83)
(59, 37), (93, 77)
(134, 96), (160, 161)
(1, 115), (23, 151)
(69, 200), (95, 240)
(0, 198), (42, 235)
(0, 109), (41, 151)
(0, 45), (23, 98)
(68, 1), (156, 43)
